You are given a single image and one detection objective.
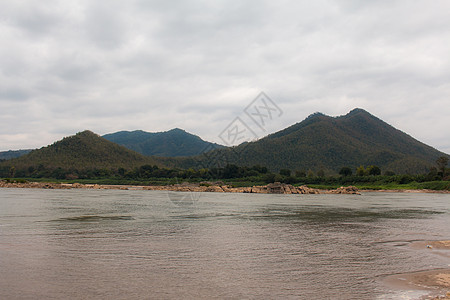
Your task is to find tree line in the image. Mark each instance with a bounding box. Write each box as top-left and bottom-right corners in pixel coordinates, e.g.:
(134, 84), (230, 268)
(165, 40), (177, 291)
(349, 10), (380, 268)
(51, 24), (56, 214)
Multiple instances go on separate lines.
(1, 156), (448, 185)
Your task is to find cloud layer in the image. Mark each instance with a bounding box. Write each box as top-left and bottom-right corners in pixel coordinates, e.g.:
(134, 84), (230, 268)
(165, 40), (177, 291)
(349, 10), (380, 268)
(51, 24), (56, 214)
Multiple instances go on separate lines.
(1, 0), (449, 154)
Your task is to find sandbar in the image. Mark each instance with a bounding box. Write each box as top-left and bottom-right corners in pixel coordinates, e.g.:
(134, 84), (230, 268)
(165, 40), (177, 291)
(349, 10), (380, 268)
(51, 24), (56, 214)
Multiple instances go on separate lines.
(385, 240), (450, 299)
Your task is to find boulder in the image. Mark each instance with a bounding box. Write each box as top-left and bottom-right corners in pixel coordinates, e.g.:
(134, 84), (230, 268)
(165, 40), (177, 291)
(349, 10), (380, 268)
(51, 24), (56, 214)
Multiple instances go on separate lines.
(327, 186), (360, 194)
(297, 185), (320, 194)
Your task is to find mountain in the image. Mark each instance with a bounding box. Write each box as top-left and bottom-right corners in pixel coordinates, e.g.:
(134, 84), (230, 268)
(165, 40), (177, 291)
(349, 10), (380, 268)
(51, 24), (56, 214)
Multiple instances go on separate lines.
(102, 128), (224, 157)
(0, 130), (158, 170)
(172, 108), (448, 174)
(1, 109), (447, 176)
(0, 149), (33, 160)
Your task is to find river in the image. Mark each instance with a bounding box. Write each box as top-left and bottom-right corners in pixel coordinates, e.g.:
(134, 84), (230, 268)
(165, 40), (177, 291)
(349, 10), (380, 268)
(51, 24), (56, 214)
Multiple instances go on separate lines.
(1, 188), (449, 299)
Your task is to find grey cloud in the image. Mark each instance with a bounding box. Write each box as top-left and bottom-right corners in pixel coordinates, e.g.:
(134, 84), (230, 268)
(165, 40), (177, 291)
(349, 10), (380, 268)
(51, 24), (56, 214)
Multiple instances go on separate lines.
(83, 1), (131, 49)
(0, 87), (30, 101)
(49, 52), (102, 83)
(0, 2), (62, 36)
(0, 0), (449, 153)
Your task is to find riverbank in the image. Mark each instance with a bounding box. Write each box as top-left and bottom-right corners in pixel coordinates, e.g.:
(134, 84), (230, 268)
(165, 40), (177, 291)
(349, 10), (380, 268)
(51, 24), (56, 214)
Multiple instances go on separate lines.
(385, 240), (450, 299)
(0, 180), (361, 194)
(359, 189), (450, 194)
(2, 179), (449, 194)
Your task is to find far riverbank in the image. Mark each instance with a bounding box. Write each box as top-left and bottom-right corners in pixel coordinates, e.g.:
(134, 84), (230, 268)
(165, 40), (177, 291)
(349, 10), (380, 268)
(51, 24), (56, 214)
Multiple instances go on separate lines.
(0, 180), (360, 194)
(1, 179), (449, 194)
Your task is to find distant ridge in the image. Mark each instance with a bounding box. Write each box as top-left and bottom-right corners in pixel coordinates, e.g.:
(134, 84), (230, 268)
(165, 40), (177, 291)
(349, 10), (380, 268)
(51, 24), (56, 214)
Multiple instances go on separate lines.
(1, 109), (447, 175)
(1, 130), (157, 170)
(173, 108), (448, 174)
(0, 149), (33, 160)
(103, 128), (224, 157)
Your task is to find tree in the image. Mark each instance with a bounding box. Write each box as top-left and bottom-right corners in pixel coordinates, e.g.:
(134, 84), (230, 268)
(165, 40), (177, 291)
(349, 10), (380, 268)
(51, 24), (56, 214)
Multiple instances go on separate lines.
(295, 170), (306, 177)
(263, 173), (276, 183)
(118, 167), (126, 177)
(252, 165), (268, 174)
(436, 156), (449, 177)
(367, 165), (381, 176)
(9, 166), (15, 178)
(339, 167), (352, 177)
(317, 169), (325, 177)
(28, 166), (35, 174)
(426, 167), (439, 181)
(139, 165), (153, 178)
(223, 164), (239, 178)
(279, 169), (291, 176)
(356, 165), (366, 176)
(428, 167), (438, 176)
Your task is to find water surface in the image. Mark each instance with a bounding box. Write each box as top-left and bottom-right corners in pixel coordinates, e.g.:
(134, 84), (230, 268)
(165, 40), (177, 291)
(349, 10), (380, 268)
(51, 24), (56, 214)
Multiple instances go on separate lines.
(1, 188), (449, 299)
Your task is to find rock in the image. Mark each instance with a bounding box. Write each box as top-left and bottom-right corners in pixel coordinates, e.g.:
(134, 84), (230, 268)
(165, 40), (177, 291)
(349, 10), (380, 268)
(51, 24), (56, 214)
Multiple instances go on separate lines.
(42, 184), (54, 189)
(297, 185), (320, 194)
(0, 179), (360, 196)
(205, 186), (224, 192)
(250, 186), (268, 193)
(267, 182), (284, 194)
(221, 185), (233, 193)
(327, 186), (360, 194)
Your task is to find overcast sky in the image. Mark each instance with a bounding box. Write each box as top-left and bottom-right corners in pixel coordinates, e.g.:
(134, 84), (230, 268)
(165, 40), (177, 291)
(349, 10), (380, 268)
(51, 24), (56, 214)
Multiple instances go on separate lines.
(1, 0), (449, 153)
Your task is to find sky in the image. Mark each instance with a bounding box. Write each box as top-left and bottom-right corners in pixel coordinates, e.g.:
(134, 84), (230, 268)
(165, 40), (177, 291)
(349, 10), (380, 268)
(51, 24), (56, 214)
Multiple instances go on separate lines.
(0, 0), (449, 153)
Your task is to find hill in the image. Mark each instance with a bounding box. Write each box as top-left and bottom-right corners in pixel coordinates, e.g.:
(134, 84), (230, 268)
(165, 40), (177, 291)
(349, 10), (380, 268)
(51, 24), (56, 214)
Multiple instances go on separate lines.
(1, 109), (447, 177)
(0, 149), (33, 160)
(0, 131), (158, 172)
(102, 128), (224, 157)
(173, 108), (448, 174)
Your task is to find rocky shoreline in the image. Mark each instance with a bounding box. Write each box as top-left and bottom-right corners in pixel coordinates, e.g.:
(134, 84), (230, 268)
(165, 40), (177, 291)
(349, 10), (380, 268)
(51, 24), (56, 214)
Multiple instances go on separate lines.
(2, 180), (449, 194)
(0, 180), (361, 194)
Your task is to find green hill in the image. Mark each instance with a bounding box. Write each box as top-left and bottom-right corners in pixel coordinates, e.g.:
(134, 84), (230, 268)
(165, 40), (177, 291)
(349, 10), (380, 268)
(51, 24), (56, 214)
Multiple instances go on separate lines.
(1, 109), (447, 177)
(0, 130), (158, 171)
(174, 108), (448, 174)
(102, 128), (223, 157)
(0, 149), (33, 160)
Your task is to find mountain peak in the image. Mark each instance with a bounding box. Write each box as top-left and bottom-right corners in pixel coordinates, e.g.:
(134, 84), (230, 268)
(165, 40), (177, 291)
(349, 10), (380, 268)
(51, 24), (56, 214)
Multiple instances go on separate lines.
(103, 128), (223, 157)
(168, 128), (185, 133)
(1, 130), (155, 170)
(75, 130), (98, 137)
(194, 108), (447, 174)
(305, 112), (326, 120)
(345, 108), (370, 117)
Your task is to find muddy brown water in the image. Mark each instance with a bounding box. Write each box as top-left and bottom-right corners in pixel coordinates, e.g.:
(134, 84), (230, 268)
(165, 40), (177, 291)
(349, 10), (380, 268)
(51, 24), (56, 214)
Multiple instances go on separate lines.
(1, 188), (449, 299)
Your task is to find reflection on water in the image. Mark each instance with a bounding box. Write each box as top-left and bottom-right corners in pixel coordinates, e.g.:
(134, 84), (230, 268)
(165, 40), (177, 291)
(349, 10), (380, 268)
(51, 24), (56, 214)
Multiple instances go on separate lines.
(54, 215), (135, 222)
(0, 189), (449, 299)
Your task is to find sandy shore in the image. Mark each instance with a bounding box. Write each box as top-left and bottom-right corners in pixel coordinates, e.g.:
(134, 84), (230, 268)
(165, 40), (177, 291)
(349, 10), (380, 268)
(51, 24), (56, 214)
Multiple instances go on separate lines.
(386, 269), (450, 299)
(385, 240), (450, 299)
